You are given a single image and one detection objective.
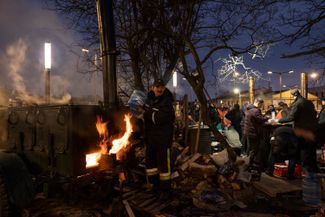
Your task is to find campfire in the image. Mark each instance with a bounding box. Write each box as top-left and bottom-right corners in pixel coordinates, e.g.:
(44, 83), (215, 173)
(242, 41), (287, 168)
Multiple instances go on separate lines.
(86, 113), (133, 168)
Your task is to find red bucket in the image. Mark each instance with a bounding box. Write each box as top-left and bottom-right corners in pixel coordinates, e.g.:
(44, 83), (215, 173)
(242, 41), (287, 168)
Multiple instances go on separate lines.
(294, 164), (302, 177)
(273, 163), (288, 177)
(273, 163), (302, 178)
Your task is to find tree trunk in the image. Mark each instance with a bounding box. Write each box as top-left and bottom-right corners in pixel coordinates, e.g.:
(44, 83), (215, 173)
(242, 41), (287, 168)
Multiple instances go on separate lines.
(193, 88), (236, 162)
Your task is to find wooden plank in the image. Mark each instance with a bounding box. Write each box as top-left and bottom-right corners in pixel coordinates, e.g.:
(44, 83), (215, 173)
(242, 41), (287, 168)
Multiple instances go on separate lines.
(137, 197), (157, 207)
(123, 200), (136, 217)
(180, 153), (201, 171)
(145, 201), (163, 211)
(151, 201), (171, 213)
(253, 173), (301, 197)
(123, 189), (142, 200)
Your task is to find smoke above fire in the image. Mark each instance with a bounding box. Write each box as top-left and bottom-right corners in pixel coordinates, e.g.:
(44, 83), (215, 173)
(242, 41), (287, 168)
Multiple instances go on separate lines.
(3, 38), (71, 105)
(6, 39), (41, 104)
(0, 0), (102, 106)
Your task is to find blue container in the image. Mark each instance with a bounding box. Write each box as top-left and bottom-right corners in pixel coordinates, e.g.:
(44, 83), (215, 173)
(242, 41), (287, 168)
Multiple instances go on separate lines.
(302, 172), (321, 205)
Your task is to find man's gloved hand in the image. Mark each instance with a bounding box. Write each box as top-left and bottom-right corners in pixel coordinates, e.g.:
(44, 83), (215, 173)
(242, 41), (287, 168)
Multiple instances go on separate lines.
(137, 106), (145, 113)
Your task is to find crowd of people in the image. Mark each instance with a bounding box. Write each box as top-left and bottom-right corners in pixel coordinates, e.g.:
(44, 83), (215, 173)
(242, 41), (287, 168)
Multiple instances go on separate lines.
(189, 90), (325, 180)
(131, 79), (325, 196)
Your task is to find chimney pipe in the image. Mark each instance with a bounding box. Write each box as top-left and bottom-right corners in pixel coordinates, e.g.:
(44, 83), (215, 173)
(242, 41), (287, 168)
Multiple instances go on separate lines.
(248, 76), (255, 103)
(96, 0), (118, 108)
(300, 72), (308, 99)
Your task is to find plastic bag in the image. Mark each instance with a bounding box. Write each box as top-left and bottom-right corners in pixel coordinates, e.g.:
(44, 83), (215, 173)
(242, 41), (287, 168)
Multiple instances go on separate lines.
(210, 149), (229, 167)
(128, 90), (146, 117)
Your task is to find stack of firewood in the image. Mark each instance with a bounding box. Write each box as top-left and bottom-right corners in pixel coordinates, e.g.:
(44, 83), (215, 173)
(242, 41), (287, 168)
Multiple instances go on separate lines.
(171, 143), (255, 211)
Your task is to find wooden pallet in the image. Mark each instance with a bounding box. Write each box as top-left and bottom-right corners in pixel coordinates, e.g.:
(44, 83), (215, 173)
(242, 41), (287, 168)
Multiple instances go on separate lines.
(253, 173), (302, 197)
(122, 187), (174, 217)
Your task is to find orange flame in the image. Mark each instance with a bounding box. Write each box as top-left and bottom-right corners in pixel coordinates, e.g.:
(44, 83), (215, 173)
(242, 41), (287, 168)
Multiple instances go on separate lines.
(86, 152), (101, 168)
(110, 114), (133, 159)
(95, 116), (108, 154)
(86, 114), (133, 168)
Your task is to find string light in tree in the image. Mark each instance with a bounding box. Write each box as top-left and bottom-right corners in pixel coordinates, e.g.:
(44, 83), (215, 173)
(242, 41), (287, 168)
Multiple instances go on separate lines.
(216, 55), (262, 83)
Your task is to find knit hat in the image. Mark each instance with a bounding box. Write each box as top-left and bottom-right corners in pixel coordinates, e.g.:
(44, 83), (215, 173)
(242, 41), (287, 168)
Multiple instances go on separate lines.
(153, 79), (165, 87)
(290, 89), (300, 97)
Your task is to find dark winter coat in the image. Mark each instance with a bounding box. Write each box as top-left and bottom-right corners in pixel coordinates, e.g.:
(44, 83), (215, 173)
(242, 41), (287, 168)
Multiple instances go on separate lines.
(278, 95), (318, 131)
(243, 104), (268, 137)
(316, 122), (325, 144)
(225, 107), (242, 137)
(271, 127), (298, 158)
(143, 88), (175, 139)
(319, 105), (325, 125)
(226, 107), (242, 127)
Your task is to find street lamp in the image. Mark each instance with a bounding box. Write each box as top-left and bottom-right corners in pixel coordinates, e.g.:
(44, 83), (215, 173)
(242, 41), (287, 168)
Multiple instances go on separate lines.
(310, 72), (319, 87)
(267, 70), (294, 99)
(44, 42), (51, 104)
(233, 88), (241, 106)
(173, 70), (177, 100)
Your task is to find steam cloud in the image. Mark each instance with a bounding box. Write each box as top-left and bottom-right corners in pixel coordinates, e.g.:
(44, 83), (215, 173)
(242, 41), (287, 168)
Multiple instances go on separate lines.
(0, 0), (102, 107)
(4, 39), (71, 105)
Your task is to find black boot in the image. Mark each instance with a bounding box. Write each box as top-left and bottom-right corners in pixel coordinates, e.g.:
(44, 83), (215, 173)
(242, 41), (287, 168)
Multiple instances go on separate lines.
(157, 180), (172, 200)
(145, 174), (159, 192)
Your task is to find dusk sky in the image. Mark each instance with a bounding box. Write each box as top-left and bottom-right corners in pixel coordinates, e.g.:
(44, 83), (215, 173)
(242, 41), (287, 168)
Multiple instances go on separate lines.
(0, 0), (323, 102)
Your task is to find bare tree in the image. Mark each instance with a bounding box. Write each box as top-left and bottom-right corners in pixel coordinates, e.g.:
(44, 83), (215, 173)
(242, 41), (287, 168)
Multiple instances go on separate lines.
(146, 0), (280, 159)
(48, 0), (285, 159)
(47, 0), (181, 95)
(279, 0), (324, 69)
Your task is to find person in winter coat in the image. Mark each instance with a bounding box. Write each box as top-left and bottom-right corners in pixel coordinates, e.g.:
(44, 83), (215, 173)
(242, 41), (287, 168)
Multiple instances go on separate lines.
(225, 104), (243, 139)
(141, 79), (175, 192)
(319, 97), (325, 125)
(276, 102), (289, 119)
(240, 101), (250, 154)
(243, 98), (269, 164)
(209, 103), (221, 130)
(278, 89), (318, 172)
(267, 127), (299, 179)
(265, 104), (276, 117)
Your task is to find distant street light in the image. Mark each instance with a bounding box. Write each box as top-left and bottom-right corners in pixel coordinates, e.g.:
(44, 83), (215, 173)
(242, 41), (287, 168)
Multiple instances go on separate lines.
(233, 88), (242, 106)
(173, 70), (177, 88)
(310, 72), (319, 86)
(81, 48), (89, 53)
(173, 70), (177, 100)
(44, 43), (51, 70)
(44, 42), (51, 104)
(267, 70), (294, 99)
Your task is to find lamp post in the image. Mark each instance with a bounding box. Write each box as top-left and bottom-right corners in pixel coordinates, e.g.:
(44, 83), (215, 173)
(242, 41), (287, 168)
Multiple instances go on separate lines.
(310, 72), (319, 87)
(233, 88), (241, 106)
(44, 42), (51, 104)
(267, 70), (294, 99)
(173, 70), (177, 100)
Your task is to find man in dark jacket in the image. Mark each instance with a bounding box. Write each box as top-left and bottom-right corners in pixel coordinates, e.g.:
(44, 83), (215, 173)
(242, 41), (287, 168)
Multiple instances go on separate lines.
(278, 89), (318, 172)
(267, 126), (299, 179)
(142, 79), (175, 192)
(243, 98), (269, 163)
(319, 97), (325, 125)
(225, 104), (242, 139)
